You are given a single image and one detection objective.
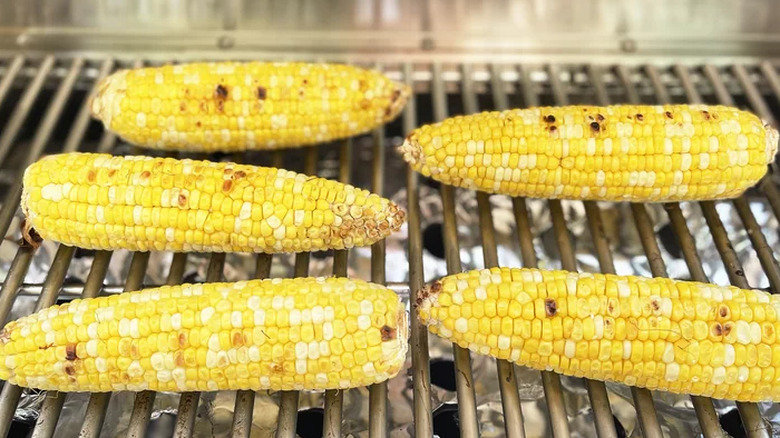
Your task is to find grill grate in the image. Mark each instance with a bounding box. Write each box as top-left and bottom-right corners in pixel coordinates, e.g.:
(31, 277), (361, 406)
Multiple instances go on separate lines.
(0, 56), (778, 437)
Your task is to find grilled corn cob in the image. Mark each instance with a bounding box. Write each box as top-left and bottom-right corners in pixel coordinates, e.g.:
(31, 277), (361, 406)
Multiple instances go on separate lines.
(400, 105), (779, 202)
(91, 62), (410, 152)
(21, 153), (405, 253)
(0, 277), (407, 392)
(418, 267), (780, 402)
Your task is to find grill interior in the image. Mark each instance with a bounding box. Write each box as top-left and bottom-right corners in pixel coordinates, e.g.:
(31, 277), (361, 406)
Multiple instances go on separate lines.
(0, 56), (779, 437)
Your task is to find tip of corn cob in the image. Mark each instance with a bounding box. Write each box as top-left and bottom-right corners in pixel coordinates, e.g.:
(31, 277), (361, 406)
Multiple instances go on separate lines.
(89, 69), (128, 126)
(766, 123), (779, 162)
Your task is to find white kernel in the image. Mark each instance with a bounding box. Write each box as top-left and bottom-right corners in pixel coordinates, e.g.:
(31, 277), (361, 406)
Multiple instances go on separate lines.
(360, 300), (373, 315)
(564, 340), (575, 358)
(665, 363), (680, 381)
(738, 366), (749, 382)
(623, 340), (632, 359)
(723, 344), (735, 366)
(151, 352), (165, 370)
(593, 316), (604, 338)
(248, 346), (260, 361)
(208, 334), (220, 351)
(455, 318), (468, 333)
(497, 335), (510, 350)
(596, 170), (605, 186)
(40, 184), (63, 201)
(324, 306), (334, 322)
(699, 154), (710, 169)
(322, 322), (333, 340)
(95, 357), (107, 373)
(617, 281), (631, 298)
(466, 140), (476, 154)
(750, 322), (762, 344)
(295, 359), (307, 375)
(231, 311), (243, 328)
(475, 287), (487, 300)
(586, 138), (596, 156)
(85, 339), (98, 357)
(709, 136), (719, 151)
(295, 342), (308, 358)
(737, 134), (748, 149)
(603, 138), (612, 154)
(312, 306), (324, 324)
(308, 341), (320, 359)
(680, 154), (692, 171)
(118, 318), (130, 337)
(662, 344), (675, 363)
(136, 113), (147, 127)
(673, 171), (683, 185)
(272, 296), (284, 309)
(201, 307), (215, 324)
(357, 315), (371, 330)
(130, 319), (140, 338)
(735, 320), (751, 344)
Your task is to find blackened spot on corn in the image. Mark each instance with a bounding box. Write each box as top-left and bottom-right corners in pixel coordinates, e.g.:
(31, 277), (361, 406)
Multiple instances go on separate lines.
(64, 364), (76, 377)
(222, 179), (233, 192)
(597, 114), (605, 122)
(381, 325), (397, 341)
(431, 281), (442, 294)
(636, 113), (644, 121)
(302, 79), (308, 85)
(180, 102), (187, 112)
(178, 193), (187, 207)
(713, 323), (724, 337)
(719, 305), (730, 318)
(257, 86), (267, 100)
(590, 122), (601, 132)
(216, 99), (224, 113)
(87, 170), (96, 183)
(65, 344), (78, 361)
(392, 89), (402, 101)
(39, 343), (54, 350)
(544, 115), (555, 123)
(549, 126), (557, 133)
(722, 322), (733, 336)
(234, 170), (247, 179)
(544, 298), (557, 317)
(702, 110), (711, 120)
(650, 298), (660, 312)
(196, 121), (202, 128)
(215, 84), (228, 99)
(665, 111), (673, 119)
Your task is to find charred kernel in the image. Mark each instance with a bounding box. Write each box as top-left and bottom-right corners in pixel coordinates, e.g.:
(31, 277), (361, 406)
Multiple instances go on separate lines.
(215, 85), (228, 99)
(257, 86), (267, 100)
(381, 325), (397, 341)
(65, 343), (77, 361)
(636, 113), (644, 121)
(544, 115), (556, 123)
(590, 122), (600, 132)
(544, 298), (557, 317)
(596, 114), (605, 122)
(702, 110), (711, 120)
(665, 111), (673, 119)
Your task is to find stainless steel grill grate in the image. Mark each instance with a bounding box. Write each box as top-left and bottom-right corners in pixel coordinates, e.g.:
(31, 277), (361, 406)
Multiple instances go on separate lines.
(0, 55), (779, 437)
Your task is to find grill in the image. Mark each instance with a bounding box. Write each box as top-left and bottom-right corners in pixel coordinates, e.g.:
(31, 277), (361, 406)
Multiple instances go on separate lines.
(1, 27), (780, 438)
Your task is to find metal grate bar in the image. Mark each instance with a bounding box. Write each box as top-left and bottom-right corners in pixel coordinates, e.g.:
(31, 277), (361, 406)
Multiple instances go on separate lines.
(433, 63), (479, 438)
(274, 146), (318, 438)
(231, 253), (273, 437)
(585, 64), (667, 438)
(0, 56), (24, 112)
(640, 63), (728, 438)
(0, 55), (55, 164)
(170, 253), (225, 438)
(733, 65), (776, 126)
(544, 64), (618, 438)
(323, 138), (352, 437)
(404, 62), (434, 438)
(368, 121), (388, 438)
(732, 196), (780, 290)
(0, 244), (74, 437)
(0, 246), (34, 324)
(490, 63), (572, 437)
(126, 254), (188, 438)
(0, 57), (82, 239)
(63, 59), (115, 153)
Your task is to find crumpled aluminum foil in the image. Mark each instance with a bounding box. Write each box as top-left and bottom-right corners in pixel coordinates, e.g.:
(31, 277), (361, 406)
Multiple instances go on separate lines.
(1, 136), (779, 437)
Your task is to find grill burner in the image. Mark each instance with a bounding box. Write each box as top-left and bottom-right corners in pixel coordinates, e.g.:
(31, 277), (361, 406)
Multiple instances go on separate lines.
(0, 56), (778, 437)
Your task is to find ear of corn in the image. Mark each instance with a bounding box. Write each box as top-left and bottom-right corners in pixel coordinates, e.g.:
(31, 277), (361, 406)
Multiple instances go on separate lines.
(418, 267), (780, 403)
(0, 277), (408, 392)
(21, 153), (405, 253)
(90, 62), (410, 152)
(400, 105), (779, 202)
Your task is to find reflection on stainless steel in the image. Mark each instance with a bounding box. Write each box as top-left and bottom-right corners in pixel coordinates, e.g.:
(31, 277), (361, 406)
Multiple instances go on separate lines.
(0, 10), (780, 436)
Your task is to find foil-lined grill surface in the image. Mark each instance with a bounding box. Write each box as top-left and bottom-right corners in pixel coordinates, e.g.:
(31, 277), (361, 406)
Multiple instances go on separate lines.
(0, 58), (779, 437)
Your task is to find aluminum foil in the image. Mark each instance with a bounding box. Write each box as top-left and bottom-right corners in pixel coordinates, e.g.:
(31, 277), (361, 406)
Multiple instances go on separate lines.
(1, 137), (780, 437)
